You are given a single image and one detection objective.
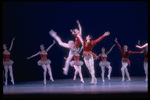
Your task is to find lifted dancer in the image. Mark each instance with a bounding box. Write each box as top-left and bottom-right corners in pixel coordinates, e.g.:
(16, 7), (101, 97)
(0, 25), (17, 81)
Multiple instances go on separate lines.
(137, 40), (148, 81)
(83, 31), (110, 84)
(114, 38), (142, 82)
(27, 40), (55, 84)
(3, 37), (15, 85)
(49, 20), (83, 75)
(98, 44), (115, 82)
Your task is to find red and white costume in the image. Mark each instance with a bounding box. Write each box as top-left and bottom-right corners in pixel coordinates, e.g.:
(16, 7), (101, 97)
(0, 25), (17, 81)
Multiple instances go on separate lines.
(83, 35), (105, 84)
(99, 53), (112, 82)
(37, 50), (51, 66)
(116, 42), (141, 81)
(3, 50), (14, 66)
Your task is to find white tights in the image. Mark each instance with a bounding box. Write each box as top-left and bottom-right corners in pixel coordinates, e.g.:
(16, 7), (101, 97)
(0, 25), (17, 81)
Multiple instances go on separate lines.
(144, 62), (148, 81)
(4, 65), (14, 85)
(42, 64), (54, 83)
(121, 62), (131, 81)
(100, 65), (112, 82)
(73, 65), (84, 82)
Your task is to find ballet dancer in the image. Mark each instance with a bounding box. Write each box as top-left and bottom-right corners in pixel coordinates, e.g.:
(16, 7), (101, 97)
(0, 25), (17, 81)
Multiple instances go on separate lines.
(114, 38), (142, 82)
(3, 37), (15, 85)
(136, 43), (148, 49)
(83, 31), (110, 84)
(64, 46), (84, 83)
(97, 44), (116, 82)
(49, 20), (83, 75)
(26, 40), (55, 84)
(137, 40), (148, 81)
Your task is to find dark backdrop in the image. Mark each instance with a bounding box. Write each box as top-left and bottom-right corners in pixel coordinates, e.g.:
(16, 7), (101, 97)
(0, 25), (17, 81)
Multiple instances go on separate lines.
(2, 1), (148, 82)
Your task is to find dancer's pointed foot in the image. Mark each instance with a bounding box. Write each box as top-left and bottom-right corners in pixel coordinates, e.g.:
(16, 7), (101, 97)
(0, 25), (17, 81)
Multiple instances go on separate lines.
(127, 79), (131, 82)
(73, 76), (76, 80)
(44, 79), (46, 84)
(11, 80), (14, 85)
(63, 68), (67, 75)
(50, 78), (54, 82)
(145, 77), (148, 81)
(80, 79), (84, 83)
(5, 81), (7, 86)
(107, 75), (110, 80)
(122, 77), (125, 82)
(102, 79), (105, 82)
(94, 78), (97, 84)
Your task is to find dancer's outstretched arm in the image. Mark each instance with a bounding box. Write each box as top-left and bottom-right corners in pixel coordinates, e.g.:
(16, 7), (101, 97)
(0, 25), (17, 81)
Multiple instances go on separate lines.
(49, 30), (70, 48)
(46, 40), (56, 52)
(76, 20), (82, 35)
(9, 37), (15, 51)
(136, 43), (148, 49)
(114, 38), (124, 53)
(26, 52), (40, 59)
(106, 44), (116, 55)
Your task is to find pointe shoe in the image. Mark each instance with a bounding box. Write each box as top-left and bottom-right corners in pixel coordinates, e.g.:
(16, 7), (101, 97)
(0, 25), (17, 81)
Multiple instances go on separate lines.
(11, 80), (14, 85)
(107, 75), (110, 80)
(5, 81), (7, 86)
(127, 79), (131, 82)
(80, 79), (84, 83)
(145, 77), (148, 81)
(73, 76), (76, 80)
(102, 79), (105, 82)
(63, 68), (67, 75)
(50, 78), (54, 82)
(49, 30), (57, 37)
(44, 79), (46, 84)
(122, 77), (125, 82)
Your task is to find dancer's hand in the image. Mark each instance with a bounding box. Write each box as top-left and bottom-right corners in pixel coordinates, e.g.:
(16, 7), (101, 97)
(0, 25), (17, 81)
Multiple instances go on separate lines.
(114, 38), (118, 43)
(70, 29), (75, 35)
(63, 57), (67, 60)
(76, 20), (79, 23)
(138, 40), (140, 45)
(103, 31), (110, 36)
(26, 57), (30, 59)
(12, 37), (15, 41)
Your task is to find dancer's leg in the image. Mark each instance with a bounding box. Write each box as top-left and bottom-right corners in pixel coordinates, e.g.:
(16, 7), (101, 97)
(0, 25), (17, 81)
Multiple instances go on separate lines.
(46, 64), (54, 82)
(77, 65), (84, 83)
(144, 62), (148, 81)
(107, 65), (112, 80)
(4, 66), (8, 85)
(121, 62), (128, 81)
(125, 67), (131, 82)
(49, 30), (70, 48)
(73, 65), (78, 80)
(42, 64), (47, 84)
(8, 65), (14, 84)
(63, 50), (74, 75)
(101, 66), (105, 82)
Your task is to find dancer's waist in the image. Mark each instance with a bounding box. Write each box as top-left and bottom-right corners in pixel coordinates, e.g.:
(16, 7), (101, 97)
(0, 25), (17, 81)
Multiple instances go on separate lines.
(144, 58), (148, 62)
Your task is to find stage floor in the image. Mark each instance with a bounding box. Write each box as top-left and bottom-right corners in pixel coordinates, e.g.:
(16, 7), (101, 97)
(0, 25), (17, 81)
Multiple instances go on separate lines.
(3, 77), (148, 98)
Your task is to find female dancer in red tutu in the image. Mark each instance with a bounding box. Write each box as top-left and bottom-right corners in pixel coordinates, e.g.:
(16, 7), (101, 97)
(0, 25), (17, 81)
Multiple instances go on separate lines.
(97, 44), (116, 82)
(83, 31), (110, 84)
(137, 40), (148, 81)
(3, 37), (15, 85)
(114, 38), (142, 82)
(64, 46), (84, 83)
(27, 40), (55, 84)
(49, 20), (83, 75)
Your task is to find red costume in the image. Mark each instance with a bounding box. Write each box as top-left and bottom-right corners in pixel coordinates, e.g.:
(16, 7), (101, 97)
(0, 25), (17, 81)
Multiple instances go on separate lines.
(116, 42), (141, 66)
(74, 34), (82, 48)
(3, 50), (14, 66)
(83, 35), (105, 59)
(139, 45), (148, 62)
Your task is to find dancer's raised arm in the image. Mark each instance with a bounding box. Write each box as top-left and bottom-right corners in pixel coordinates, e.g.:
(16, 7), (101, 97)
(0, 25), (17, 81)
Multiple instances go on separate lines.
(9, 37), (15, 51)
(106, 44), (116, 55)
(46, 40), (56, 52)
(92, 31), (110, 46)
(114, 38), (124, 53)
(136, 43), (148, 49)
(76, 20), (82, 35)
(26, 52), (40, 59)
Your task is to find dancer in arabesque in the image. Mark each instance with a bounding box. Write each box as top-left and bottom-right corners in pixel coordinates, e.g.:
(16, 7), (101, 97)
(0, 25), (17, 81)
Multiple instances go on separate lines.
(26, 40), (55, 84)
(3, 37), (15, 85)
(97, 44), (116, 82)
(49, 20), (83, 75)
